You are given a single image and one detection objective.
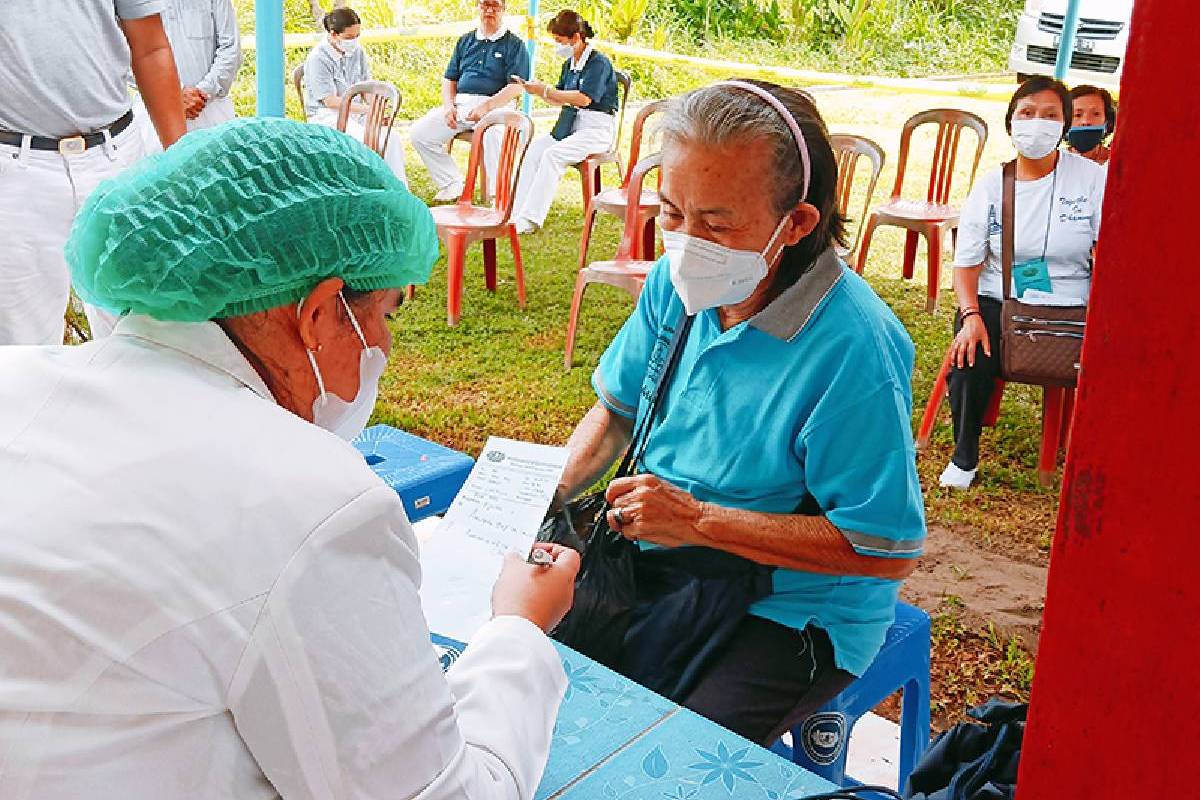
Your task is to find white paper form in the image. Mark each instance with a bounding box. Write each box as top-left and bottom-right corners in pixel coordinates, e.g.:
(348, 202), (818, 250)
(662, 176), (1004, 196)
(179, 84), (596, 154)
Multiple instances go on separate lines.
(418, 437), (570, 643)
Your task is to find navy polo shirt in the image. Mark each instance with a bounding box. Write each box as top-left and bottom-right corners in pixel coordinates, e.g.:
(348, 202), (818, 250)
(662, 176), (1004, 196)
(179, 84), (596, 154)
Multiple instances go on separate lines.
(592, 249), (926, 676)
(555, 47), (618, 113)
(444, 29), (529, 97)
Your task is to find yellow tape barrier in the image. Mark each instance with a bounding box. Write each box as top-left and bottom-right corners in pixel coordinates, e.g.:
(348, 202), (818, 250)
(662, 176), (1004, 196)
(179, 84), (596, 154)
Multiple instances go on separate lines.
(242, 16), (1012, 102)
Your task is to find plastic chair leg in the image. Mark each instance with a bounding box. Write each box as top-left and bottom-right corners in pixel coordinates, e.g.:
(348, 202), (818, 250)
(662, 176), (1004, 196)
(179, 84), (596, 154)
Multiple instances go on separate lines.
(1061, 388), (1076, 451)
(580, 162), (600, 209)
(406, 285), (416, 302)
(983, 379), (1005, 427)
(916, 349), (954, 449)
(483, 238), (498, 292)
(446, 233), (467, 327)
(563, 271), (589, 371)
(897, 674), (932, 793)
(925, 227), (941, 313)
(855, 214), (879, 275)
(641, 216), (656, 261)
(508, 224), (526, 308)
(902, 230), (919, 280)
(578, 203), (598, 270)
(1039, 386), (1066, 487)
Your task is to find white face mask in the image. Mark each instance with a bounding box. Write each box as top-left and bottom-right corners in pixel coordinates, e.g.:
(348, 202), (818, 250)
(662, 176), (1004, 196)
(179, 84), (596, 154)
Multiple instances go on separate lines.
(1010, 118), (1063, 160)
(662, 217), (788, 315)
(554, 42), (575, 59)
(303, 293), (387, 441)
(337, 36), (361, 55)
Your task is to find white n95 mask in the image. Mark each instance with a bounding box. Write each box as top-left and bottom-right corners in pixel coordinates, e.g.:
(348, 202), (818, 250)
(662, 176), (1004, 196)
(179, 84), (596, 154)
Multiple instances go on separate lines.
(662, 216), (788, 315)
(1010, 118), (1064, 160)
(303, 293), (387, 441)
(338, 37), (361, 55)
(554, 43), (574, 59)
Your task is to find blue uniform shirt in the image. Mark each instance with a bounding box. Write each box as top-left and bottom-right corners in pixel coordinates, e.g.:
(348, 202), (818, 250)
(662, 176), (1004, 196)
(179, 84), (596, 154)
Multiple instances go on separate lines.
(444, 29), (530, 97)
(592, 249), (926, 676)
(554, 47), (619, 113)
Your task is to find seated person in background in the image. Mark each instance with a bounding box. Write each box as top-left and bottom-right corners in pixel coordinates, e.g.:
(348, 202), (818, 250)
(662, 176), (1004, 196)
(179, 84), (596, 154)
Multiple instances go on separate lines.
(303, 7), (408, 184)
(409, 0), (529, 202)
(133, 0), (242, 153)
(557, 80), (925, 745)
(1066, 84), (1116, 167)
(510, 10), (618, 234)
(941, 77), (1106, 490)
(0, 119), (579, 800)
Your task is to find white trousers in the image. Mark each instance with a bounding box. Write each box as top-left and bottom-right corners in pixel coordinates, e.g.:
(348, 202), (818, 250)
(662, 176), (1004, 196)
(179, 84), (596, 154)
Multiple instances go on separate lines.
(512, 110), (615, 227)
(0, 122), (146, 345)
(133, 92), (237, 154)
(409, 93), (505, 196)
(309, 107), (408, 186)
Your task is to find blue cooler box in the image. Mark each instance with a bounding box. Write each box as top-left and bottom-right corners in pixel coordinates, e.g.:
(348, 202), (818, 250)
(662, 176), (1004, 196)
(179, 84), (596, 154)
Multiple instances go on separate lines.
(353, 425), (474, 523)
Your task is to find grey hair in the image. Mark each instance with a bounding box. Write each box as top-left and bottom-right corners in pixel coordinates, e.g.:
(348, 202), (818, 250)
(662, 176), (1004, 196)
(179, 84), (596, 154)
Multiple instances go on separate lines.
(658, 84), (809, 215)
(656, 81), (847, 290)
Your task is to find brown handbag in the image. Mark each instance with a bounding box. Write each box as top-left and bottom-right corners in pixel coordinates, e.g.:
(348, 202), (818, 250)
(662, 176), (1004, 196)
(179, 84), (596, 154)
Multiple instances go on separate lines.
(999, 159), (1087, 388)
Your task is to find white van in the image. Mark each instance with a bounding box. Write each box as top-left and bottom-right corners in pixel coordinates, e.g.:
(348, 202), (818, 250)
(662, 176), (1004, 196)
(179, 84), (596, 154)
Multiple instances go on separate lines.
(1008, 0), (1134, 87)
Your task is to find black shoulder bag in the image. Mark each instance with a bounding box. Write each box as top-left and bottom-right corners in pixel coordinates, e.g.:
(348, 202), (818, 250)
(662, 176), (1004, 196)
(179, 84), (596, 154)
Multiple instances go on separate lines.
(539, 312), (775, 702)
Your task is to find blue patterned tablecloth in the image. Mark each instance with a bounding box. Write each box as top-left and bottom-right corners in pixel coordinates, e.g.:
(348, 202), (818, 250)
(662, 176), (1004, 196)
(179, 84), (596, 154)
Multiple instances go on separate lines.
(430, 633), (837, 800)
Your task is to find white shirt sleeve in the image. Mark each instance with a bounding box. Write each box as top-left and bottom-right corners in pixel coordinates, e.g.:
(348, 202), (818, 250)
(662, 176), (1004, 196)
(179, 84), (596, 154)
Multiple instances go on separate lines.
(953, 172), (995, 269)
(226, 485), (566, 800)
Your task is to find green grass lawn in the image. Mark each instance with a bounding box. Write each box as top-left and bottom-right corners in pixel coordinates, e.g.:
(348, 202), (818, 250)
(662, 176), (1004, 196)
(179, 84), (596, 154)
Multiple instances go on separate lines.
(377, 87), (1058, 567)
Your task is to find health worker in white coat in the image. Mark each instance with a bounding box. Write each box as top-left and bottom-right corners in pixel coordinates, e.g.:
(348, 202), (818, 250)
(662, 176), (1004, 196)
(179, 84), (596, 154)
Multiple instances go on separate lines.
(0, 119), (579, 800)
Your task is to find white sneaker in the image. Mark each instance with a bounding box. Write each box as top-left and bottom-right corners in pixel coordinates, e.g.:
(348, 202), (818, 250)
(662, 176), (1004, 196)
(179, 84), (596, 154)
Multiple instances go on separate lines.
(939, 461), (978, 489)
(513, 217), (539, 235)
(433, 183), (464, 203)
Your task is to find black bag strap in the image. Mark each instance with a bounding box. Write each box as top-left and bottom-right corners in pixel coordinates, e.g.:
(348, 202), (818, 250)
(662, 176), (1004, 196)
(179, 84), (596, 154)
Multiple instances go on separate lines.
(1001, 159), (1016, 300)
(612, 311), (695, 481)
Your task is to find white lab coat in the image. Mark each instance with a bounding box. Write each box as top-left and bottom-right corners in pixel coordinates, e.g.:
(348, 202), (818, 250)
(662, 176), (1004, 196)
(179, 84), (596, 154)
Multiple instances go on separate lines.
(0, 315), (566, 800)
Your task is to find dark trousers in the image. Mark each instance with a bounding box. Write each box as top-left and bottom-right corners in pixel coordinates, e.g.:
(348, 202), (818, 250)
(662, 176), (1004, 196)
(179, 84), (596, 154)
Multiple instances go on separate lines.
(948, 296), (1004, 471)
(681, 615), (855, 746)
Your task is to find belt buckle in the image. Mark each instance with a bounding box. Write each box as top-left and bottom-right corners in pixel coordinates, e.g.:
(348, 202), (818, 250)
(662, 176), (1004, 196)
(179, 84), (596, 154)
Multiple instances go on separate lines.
(58, 136), (86, 156)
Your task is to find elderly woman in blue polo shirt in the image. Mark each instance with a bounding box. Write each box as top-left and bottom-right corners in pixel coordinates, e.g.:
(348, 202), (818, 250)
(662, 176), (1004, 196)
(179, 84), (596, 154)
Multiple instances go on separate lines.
(510, 10), (618, 233)
(556, 80), (926, 745)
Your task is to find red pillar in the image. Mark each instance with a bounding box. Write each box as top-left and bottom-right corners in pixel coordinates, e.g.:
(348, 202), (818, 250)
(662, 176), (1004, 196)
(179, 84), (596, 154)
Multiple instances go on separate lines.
(1016, 1), (1200, 796)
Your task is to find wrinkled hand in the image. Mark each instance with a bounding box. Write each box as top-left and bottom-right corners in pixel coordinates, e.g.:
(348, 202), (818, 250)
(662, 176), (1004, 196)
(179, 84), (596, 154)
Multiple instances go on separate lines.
(952, 314), (990, 369)
(443, 104), (459, 129)
(491, 543), (580, 632)
(464, 102), (489, 123)
(604, 474), (706, 548)
(182, 87), (208, 120)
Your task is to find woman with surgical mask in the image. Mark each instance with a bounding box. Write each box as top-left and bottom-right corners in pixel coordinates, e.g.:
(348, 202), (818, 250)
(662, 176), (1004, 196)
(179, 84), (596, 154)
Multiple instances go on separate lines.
(941, 77), (1107, 489)
(1066, 84), (1117, 167)
(302, 7), (408, 183)
(0, 119), (580, 799)
(509, 10), (619, 234)
(553, 81), (925, 746)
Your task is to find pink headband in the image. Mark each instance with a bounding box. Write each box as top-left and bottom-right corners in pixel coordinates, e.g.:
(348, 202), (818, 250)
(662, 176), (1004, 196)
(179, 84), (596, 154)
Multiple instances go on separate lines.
(714, 80), (812, 201)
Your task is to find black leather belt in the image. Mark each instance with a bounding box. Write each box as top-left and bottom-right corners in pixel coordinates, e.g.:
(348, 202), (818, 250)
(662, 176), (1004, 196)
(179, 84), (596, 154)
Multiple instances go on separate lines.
(0, 110), (135, 153)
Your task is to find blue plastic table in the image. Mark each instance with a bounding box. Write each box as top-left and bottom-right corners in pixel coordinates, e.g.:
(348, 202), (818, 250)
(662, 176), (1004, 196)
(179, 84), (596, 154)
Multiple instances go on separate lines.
(431, 635), (838, 800)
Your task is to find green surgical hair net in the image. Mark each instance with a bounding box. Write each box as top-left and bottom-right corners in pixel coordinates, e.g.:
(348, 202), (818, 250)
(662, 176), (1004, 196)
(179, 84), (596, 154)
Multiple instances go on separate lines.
(66, 117), (438, 321)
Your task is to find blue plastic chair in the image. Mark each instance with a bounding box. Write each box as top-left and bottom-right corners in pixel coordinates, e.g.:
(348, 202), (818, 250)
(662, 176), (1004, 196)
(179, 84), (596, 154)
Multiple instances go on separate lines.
(772, 602), (931, 792)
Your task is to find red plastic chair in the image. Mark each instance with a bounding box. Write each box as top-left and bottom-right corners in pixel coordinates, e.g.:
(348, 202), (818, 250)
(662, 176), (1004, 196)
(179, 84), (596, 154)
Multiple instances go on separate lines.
(830, 133), (886, 265)
(429, 109), (534, 327)
(577, 98), (667, 270)
(855, 109), (988, 312)
(917, 345), (1076, 487)
(563, 153), (661, 370)
(570, 69), (633, 210)
(337, 80), (402, 159)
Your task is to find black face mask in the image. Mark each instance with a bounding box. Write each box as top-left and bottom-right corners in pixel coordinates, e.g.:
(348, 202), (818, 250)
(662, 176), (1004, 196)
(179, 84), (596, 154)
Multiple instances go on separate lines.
(1066, 125), (1107, 153)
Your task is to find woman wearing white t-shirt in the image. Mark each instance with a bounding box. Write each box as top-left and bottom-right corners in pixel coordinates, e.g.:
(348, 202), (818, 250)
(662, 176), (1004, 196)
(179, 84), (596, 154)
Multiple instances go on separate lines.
(941, 77), (1106, 489)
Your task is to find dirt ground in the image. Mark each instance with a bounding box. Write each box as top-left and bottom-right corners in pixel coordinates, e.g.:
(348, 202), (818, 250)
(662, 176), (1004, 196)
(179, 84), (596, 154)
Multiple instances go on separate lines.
(904, 525), (1048, 654)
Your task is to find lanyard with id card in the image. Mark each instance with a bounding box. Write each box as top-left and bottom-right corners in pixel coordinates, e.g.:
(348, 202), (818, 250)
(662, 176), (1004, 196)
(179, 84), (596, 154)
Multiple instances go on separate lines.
(1011, 165), (1058, 298)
